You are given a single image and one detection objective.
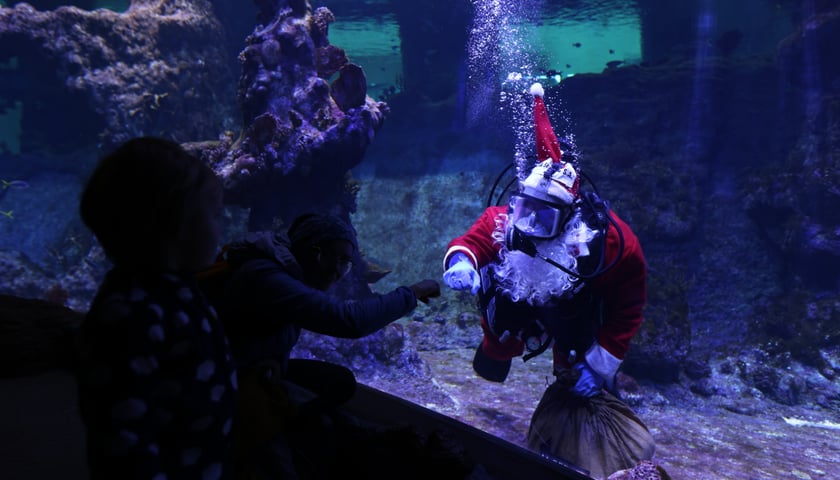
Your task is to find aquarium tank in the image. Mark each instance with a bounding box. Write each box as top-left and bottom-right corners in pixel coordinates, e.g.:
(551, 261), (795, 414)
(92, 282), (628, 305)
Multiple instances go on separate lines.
(1, 0), (839, 478)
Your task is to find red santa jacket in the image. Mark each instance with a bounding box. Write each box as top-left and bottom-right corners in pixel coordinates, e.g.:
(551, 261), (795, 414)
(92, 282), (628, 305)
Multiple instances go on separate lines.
(444, 205), (646, 380)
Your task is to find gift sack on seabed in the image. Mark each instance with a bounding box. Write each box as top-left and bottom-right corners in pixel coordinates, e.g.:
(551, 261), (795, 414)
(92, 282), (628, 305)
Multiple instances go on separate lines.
(527, 372), (659, 479)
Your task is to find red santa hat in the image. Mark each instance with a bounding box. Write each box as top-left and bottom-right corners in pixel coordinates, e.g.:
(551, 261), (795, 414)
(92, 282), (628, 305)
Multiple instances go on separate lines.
(520, 83), (580, 205)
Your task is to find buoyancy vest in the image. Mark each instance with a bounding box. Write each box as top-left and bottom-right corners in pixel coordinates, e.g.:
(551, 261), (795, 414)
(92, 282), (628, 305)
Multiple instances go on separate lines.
(478, 194), (610, 361)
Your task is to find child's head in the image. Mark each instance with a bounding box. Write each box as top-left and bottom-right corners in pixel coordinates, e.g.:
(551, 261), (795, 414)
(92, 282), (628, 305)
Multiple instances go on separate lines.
(288, 213), (357, 290)
(80, 137), (223, 272)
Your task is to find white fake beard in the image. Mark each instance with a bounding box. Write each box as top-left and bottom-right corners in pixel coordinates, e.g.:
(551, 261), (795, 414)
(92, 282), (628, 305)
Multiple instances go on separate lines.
(492, 213), (598, 306)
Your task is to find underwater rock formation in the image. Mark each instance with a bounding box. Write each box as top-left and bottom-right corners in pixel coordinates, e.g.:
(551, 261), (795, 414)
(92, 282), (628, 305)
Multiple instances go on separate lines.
(624, 260), (691, 382)
(189, 1), (387, 230)
(750, 4), (840, 283)
(0, 0), (234, 153)
(540, 3), (838, 373)
(1, 0), (385, 300)
(607, 460), (670, 480)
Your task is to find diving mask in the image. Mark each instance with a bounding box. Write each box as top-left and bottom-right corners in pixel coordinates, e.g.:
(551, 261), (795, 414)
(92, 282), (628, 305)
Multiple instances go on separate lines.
(507, 194), (572, 240)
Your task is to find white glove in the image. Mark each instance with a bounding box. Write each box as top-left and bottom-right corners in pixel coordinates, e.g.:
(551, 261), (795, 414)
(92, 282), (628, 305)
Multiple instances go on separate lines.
(443, 253), (481, 295)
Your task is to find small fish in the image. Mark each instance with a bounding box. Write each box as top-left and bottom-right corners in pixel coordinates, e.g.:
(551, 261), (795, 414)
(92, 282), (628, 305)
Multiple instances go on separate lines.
(572, 42), (582, 48)
(606, 60), (624, 69)
(1, 179), (29, 190)
(0, 210), (13, 219)
(609, 49), (615, 54)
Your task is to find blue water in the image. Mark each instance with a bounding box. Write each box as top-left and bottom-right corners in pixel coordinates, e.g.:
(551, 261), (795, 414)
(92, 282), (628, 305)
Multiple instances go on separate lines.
(1, 1), (839, 478)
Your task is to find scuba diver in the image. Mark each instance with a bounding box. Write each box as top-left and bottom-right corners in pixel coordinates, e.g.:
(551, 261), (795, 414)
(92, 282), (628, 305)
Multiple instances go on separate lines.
(442, 83), (655, 477)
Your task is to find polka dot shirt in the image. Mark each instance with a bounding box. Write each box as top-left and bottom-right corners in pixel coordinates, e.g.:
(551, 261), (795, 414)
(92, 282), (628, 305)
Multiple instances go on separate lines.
(76, 269), (237, 479)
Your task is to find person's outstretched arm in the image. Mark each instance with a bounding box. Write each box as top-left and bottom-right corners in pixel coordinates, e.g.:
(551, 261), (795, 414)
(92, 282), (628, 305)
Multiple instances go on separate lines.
(243, 265), (439, 338)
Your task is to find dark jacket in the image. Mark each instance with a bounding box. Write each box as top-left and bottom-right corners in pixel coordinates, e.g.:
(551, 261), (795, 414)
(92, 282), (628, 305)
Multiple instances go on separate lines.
(217, 231), (418, 375)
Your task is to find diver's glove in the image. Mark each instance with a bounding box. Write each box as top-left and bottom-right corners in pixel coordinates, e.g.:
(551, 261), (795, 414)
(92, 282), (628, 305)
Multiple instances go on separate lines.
(570, 361), (606, 397)
(443, 252), (481, 295)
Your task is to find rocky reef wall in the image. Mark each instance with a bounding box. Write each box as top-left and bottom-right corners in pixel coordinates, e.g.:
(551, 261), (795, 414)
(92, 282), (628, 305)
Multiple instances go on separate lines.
(0, 0), (237, 153)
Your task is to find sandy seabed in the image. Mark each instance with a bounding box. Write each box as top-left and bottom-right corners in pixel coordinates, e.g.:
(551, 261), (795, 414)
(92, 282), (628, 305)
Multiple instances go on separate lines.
(363, 347), (840, 480)
(1, 351), (837, 479)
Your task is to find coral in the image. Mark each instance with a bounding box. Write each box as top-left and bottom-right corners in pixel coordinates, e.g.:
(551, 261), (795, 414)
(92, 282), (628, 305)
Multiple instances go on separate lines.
(0, 0), (235, 152)
(607, 460), (670, 480)
(751, 288), (840, 368)
(682, 358), (712, 380)
(259, 38), (283, 69)
(330, 64), (367, 112)
(189, 1), (387, 230)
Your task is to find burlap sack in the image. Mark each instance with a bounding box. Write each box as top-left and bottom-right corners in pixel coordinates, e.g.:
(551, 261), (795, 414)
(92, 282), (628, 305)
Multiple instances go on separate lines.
(527, 375), (656, 479)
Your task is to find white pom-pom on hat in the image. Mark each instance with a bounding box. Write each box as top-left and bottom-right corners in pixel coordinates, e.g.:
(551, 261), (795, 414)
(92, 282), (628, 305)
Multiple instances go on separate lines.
(520, 80), (581, 205)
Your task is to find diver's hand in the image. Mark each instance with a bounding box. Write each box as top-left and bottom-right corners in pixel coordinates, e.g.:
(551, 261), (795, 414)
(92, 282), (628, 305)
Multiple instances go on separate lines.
(443, 253), (480, 295)
(570, 361), (605, 398)
(409, 279), (441, 304)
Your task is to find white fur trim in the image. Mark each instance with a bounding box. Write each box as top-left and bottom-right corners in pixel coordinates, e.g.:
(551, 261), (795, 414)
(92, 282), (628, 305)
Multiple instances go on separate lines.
(530, 82), (544, 97)
(585, 342), (622, 390)
(443, 246), (477, 271)
(520, 159), (577, 205)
